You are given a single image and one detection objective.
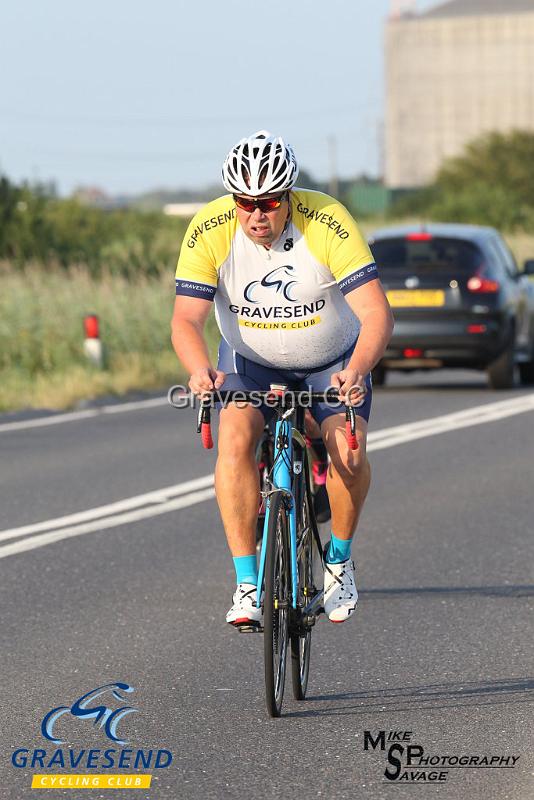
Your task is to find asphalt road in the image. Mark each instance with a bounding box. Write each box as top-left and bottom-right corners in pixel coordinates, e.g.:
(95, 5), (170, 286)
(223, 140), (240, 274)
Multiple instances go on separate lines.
(0, 371), (533, 800)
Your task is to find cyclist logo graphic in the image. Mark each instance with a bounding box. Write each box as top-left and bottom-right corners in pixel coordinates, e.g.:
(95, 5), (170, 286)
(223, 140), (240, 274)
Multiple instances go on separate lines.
(41, 683), (137, 746)
(244, 265), (300, 303)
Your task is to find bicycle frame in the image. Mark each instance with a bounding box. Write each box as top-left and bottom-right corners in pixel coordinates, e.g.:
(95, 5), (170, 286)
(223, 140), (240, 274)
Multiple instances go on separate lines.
(256, 412), (299, 610)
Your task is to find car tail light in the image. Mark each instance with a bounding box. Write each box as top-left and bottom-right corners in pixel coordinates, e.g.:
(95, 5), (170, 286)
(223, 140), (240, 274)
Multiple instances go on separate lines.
(404, 348), (424, 358)
(406, 232), (433, 241)
(467, 264), (501, 294)
(467, 324), (487, 334)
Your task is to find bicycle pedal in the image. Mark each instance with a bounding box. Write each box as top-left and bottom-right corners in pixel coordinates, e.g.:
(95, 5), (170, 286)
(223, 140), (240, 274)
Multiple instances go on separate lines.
(237, 624), (264, 634)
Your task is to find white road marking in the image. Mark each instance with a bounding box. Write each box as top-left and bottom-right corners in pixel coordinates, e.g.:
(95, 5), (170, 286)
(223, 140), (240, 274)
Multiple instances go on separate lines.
(0, 475), (215, 544)
(0, 393), (533, 561)
(367, 393), (534, 451)
(0, 488), (215, 560)
(0, 397), (168, 433)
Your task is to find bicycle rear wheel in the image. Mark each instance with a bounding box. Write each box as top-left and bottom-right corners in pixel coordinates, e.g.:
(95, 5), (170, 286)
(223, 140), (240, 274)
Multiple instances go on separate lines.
(291, 479), (315, 700)
(264, 491), (290, 718)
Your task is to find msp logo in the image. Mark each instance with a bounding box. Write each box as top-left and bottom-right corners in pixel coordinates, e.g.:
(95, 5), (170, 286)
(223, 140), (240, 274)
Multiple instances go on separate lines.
(364, 730), (520, 784)
(244, 265), (300, 303)
(41, 682), (137, 745)
(12, 680), (173, 791)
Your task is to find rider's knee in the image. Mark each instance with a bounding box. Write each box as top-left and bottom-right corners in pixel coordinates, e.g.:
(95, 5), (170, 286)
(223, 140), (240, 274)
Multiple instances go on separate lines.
(218, 422), (258, 462)
(329, 447), (368, 483)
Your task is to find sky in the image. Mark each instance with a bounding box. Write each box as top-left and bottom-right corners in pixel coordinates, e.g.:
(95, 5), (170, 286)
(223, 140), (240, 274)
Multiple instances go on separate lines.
(0, 0), (439, 196)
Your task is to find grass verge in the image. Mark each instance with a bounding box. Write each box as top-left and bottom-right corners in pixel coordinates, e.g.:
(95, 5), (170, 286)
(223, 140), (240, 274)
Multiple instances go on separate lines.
(0, 262), (220, 412)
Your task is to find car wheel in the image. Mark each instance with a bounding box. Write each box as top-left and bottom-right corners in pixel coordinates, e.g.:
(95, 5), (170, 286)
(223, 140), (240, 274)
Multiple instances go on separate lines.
(371, 364), (387, 386)
(487, 344), (515, 390)
(519, 360), (534, 386)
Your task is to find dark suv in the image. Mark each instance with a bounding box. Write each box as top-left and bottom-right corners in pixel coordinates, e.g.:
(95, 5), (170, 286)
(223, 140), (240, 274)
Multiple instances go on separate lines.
(369, 224), (534, 389)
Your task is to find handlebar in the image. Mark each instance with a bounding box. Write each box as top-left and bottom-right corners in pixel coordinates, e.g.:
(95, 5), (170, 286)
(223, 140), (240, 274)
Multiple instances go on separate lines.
(195, 388), (360, 451)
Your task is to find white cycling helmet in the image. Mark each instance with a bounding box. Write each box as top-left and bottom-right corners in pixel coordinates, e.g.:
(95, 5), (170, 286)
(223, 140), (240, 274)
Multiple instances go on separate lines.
(222, 130), (299, 196)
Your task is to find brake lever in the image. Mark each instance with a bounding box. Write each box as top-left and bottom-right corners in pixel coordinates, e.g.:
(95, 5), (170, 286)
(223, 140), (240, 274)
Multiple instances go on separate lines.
(345, 405), (358, 451)
(197, 398), (214, 449)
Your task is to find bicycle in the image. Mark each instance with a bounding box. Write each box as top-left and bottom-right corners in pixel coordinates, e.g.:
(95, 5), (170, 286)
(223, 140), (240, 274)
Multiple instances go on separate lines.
(197, 387), (358, 717)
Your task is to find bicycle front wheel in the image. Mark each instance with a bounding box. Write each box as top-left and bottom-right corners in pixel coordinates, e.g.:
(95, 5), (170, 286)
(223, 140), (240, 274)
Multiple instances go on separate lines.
(263, 491), (290, 718)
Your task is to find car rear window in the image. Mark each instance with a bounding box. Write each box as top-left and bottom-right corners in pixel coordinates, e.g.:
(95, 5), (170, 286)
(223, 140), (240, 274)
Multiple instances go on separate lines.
(370, 237), (483, 274)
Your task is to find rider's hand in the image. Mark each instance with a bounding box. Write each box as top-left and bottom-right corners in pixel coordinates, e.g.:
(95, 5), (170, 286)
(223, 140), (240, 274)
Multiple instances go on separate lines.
(188, 367), (226, 397)
(330, 368), (367, 406)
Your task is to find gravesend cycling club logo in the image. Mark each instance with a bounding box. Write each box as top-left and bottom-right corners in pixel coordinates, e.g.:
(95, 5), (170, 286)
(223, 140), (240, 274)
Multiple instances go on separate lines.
(234, 265), (325, 331)
(11, 681), (173, 791)
(244, 265), (300, 303)
(41, 682), (137, 745)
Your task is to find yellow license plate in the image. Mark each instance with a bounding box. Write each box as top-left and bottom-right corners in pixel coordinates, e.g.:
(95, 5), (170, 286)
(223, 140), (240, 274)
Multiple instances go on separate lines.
(387, 289), (445, 307)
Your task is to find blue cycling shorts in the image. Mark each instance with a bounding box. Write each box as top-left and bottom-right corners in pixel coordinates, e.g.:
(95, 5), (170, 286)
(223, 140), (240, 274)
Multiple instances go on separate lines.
(216, 338), (372, 426)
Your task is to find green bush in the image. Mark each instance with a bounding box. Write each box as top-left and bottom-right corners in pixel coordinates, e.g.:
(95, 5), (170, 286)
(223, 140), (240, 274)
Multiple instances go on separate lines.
(0, 175), (189, 275)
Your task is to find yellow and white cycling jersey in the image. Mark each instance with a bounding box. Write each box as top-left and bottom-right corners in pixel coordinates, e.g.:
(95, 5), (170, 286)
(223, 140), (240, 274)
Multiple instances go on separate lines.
(175, 189), (378, 369)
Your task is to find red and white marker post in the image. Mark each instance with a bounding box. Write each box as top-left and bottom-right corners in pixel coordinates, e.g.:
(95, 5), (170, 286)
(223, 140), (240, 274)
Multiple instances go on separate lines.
(83, 314), (104, 368)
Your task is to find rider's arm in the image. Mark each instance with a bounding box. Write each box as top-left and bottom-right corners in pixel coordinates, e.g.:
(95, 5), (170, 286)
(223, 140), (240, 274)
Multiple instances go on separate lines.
(171, 296), (225, 393)
(315, 198), (393, 400)
(171, 295), (212, 373)
(344, 280), (394, 376)
(330, 280), (393, 403)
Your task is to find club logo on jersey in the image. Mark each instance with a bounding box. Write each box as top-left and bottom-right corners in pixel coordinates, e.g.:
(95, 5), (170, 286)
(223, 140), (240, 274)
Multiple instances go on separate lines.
(244, 265), (300, 303)
(283, 237), (294, 252)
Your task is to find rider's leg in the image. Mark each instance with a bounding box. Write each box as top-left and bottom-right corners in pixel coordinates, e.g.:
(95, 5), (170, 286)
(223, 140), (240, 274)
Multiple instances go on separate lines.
(304, 410), (331, 522)
(320, 413), (371, 542)
(304, 410), (328, 466)
(215, 403), (266, 559)
(304, 410), (321, 439)
(320, 412), (369, 621)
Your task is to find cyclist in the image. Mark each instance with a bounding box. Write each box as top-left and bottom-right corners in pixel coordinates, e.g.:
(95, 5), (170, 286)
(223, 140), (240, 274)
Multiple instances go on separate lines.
(171, 131), (393, 626)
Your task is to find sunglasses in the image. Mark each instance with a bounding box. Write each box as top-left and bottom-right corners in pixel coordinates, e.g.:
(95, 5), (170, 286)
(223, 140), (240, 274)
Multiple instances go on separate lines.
(233, 192), (287, 213)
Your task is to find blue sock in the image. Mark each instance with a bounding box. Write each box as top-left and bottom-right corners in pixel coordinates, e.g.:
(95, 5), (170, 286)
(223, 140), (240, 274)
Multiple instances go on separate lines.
(233, 555), (258, 585)
(326, 532), (353, 564)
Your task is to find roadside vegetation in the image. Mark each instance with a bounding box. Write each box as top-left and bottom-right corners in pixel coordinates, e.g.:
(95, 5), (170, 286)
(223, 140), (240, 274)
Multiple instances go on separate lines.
(2, 130), (534, 412)
(0, 176), (189, 275)
(0, 262), (222, 411)
(390, 131), (534, 234)
(0, 175), (195, 410)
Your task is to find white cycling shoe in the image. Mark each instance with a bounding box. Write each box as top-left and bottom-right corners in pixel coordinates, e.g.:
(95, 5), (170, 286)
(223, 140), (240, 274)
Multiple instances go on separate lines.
(324, 558), (358, 623)
(226, 583), (263, 627)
